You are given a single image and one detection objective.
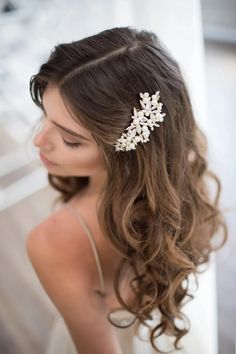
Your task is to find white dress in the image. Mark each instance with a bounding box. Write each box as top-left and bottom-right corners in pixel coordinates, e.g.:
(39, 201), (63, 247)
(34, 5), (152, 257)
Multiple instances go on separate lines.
(45, 203), (216, 354)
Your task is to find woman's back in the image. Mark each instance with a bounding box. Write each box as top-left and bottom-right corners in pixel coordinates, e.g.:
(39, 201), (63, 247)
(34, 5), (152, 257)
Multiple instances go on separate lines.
(29, 185), (155, 352)
(43, 197), (206, 354)
(43, 197), (151, 354)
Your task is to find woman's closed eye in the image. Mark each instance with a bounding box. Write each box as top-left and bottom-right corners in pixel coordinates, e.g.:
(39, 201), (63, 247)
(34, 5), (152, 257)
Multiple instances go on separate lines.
(62, 138), (81, 149)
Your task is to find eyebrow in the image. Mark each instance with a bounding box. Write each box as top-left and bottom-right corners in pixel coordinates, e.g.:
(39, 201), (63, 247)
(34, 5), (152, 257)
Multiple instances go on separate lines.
(42, 107), (90, 142)
(52, 121), (91, 141)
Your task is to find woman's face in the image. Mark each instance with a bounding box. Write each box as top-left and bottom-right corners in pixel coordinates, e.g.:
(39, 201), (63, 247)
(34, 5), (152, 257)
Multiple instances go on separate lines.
(33, 85), (106, 178)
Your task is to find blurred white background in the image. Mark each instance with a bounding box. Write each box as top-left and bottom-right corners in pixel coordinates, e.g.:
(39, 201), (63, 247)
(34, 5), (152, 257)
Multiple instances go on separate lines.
(0, 1), (235, 353)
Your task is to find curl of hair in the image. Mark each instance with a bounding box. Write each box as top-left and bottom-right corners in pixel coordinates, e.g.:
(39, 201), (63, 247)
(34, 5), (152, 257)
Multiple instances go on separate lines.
(29, 26), (228, 353)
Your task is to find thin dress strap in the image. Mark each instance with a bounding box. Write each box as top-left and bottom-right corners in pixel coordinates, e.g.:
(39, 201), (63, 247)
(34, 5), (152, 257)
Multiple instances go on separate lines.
(65, 204), (106, 297)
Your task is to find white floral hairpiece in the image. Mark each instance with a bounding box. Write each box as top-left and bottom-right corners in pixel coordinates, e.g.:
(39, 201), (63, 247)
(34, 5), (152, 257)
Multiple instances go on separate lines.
(114, 91), (166, 151)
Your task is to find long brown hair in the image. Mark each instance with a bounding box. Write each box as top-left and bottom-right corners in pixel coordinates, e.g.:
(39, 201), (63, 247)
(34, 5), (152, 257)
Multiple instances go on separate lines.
(29, 26), (228, 353)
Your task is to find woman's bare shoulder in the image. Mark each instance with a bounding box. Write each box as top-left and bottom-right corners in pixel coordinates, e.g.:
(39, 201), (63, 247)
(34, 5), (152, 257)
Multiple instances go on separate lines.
(27, 204), (75, 243)
(26, 203), (97, 274)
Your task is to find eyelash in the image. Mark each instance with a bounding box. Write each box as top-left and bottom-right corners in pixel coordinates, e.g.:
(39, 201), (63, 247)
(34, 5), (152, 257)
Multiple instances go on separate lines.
(40, 112), (82, 149)
(62, 139), (81, 149)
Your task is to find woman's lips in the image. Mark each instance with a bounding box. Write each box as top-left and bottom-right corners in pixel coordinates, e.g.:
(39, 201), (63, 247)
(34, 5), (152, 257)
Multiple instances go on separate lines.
(39, 152), (57, 166)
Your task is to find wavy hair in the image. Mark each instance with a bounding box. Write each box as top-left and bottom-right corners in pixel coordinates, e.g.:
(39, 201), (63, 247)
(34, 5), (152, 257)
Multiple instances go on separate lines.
(29, 26), (228, 353)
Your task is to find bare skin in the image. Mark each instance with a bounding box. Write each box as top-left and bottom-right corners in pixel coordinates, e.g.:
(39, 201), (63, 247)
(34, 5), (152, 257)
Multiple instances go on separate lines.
(27, 188), (136, 354)
(65, 189), (136, 311)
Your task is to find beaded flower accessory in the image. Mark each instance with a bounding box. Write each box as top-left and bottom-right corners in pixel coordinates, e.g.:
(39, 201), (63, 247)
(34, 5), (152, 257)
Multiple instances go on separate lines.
(114, 91), (166, 152)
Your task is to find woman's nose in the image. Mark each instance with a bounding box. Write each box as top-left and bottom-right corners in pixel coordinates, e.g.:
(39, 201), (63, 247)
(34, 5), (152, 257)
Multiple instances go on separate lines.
(33, 121), (53, 150)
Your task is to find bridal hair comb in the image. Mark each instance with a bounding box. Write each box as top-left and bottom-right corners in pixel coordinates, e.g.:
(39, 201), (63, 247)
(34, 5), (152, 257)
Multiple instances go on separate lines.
(114, 91), (166, 152)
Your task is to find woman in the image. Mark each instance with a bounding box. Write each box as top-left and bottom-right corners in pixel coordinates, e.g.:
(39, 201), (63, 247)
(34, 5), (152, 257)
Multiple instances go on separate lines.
(26, 26), (227, 354)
